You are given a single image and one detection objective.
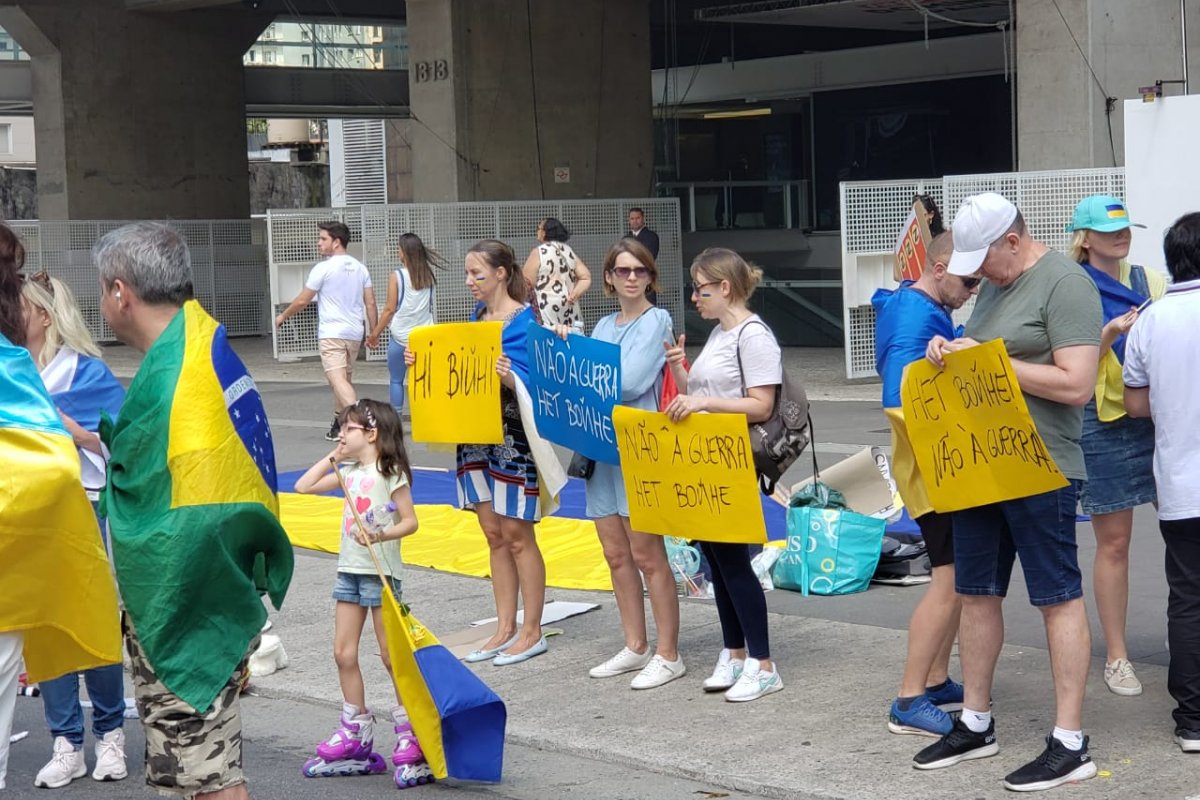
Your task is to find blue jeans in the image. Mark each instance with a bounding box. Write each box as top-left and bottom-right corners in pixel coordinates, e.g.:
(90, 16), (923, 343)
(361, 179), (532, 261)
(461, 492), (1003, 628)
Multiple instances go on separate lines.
(40, 666), (125, 747)
(953, 480), (1084, 607)
(41, 501), (124, 747)
(387, 338), (408, 412)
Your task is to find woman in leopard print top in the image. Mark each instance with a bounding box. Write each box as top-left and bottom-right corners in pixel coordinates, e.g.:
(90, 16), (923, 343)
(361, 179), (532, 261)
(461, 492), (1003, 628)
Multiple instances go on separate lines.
(521, 217), (592, 331)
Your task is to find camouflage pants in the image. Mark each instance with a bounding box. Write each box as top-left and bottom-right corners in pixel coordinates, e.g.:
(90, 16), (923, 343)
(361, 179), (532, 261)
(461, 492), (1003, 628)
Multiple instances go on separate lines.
(123, 615), (258, 798)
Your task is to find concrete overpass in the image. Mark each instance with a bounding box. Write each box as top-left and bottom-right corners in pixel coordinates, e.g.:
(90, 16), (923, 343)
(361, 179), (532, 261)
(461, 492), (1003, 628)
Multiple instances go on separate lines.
(0, 62), (411, 118)
(0, 0), (652, 221)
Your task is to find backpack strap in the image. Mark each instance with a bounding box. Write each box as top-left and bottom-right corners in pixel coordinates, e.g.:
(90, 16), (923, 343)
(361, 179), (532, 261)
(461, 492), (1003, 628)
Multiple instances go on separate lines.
(1129, 264), (1150, 300)
(733, 318), (772, 398)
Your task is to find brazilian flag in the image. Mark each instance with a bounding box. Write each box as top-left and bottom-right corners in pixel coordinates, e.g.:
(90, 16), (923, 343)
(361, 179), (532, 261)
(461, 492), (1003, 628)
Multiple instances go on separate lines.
(104, 301), (294, 713)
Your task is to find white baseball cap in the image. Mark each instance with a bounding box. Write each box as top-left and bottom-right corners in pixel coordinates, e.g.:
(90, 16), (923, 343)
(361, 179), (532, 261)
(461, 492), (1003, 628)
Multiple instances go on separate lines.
(948, 193), (1019, 275)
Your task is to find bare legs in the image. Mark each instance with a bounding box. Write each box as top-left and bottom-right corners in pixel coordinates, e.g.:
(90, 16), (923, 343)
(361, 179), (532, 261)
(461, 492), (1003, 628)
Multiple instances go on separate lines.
(474, 503), (545, 655)
(1091, 509), (1133, 662)
(898, 564), (961, 697)
(594, 516), (680, 660)
(332, 602), (370, 708)
(1042, 598), (1091, 731)
(958, 594), (1089, 730)
(325, 366), (357, 414)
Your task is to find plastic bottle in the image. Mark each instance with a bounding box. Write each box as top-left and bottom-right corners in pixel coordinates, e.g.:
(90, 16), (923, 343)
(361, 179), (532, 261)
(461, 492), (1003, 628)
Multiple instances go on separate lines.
(363, 501), (397, 533)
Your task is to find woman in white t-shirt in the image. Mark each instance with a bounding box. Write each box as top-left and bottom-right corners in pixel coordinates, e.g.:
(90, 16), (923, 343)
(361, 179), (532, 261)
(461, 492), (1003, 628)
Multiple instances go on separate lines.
(369, 233), (443, 413)
(663, 247), (784, 704)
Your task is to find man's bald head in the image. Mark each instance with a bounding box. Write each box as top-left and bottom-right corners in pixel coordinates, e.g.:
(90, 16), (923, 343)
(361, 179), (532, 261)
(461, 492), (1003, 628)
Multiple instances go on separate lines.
(925, 231), (954, 270)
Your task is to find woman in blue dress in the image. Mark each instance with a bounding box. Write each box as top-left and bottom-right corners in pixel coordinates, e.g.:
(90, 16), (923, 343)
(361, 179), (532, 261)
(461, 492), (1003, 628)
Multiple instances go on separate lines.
(564, 239), (684, 690)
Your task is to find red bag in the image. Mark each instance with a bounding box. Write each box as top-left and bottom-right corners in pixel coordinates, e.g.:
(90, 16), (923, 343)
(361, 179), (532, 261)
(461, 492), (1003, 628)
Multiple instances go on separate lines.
(659, 358), (689, 410)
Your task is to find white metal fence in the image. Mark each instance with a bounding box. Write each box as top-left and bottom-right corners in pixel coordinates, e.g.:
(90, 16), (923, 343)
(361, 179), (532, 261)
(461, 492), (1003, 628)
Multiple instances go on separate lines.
(11, 219), (269, 343)
(840, 167), (1127, 379)
(267, 199), (684, 361)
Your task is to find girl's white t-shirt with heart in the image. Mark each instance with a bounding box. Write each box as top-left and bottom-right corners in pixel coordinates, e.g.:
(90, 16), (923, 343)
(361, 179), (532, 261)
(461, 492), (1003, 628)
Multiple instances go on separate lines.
(337, 461), (406, 578)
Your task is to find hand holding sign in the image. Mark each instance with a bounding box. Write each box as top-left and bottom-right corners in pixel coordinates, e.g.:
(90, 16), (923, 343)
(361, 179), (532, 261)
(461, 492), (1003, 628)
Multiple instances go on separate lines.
(613, 406), (766, 543)
(901, 339), (1068, 512)
(407, 322), (504, 444)
(527, 323), (621, 464)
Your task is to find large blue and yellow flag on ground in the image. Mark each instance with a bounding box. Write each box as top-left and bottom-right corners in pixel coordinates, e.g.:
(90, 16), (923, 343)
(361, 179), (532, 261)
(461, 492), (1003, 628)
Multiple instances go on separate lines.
(0, 335), (121, 682)
(103, 301), (294, 713)
(381, 589), (507, 782)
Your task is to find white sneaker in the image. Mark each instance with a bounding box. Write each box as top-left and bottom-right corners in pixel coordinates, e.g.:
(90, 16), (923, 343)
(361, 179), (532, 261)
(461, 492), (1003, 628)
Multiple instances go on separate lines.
(1104, 658), (1143, 696)
(724, 658), (783, 703)
(702, 648), (744, 693)
(630, 654), (686, 690)
(34, 736), (87, 788)
(92, 729), (127, 782)
(589, 646), (651, 678)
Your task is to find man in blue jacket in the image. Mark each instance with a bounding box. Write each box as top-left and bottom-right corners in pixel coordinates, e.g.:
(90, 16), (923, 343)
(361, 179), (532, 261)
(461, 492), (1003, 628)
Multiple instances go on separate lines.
(871, 231), (980, 737)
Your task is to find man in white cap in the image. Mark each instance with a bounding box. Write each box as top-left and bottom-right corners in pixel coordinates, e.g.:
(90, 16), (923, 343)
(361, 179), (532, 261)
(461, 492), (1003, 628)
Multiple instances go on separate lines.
(913, 193), (1102, 791)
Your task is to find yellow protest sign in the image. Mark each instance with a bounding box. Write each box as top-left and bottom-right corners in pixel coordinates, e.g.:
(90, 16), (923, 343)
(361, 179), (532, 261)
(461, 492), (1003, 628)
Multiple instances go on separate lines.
(900, 339), (1068, 512)
(613, 406), (766, 543)
(407, 322), (504, 444)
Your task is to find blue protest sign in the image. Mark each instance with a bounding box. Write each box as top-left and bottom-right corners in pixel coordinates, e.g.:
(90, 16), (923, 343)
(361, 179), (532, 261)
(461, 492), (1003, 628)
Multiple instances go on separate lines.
(527, 323), (622, 464)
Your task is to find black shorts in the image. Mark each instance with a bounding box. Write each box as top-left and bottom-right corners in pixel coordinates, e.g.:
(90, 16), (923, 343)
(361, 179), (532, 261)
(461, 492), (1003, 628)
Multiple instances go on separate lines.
(915, 511), (954, 569)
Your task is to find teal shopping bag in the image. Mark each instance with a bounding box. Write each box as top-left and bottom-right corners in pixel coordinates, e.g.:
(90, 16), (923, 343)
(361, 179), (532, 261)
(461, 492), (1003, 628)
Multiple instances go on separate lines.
(772, 482), (886, 596)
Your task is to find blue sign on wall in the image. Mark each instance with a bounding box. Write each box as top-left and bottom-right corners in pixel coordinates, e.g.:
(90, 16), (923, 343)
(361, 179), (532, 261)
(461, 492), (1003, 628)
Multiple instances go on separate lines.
(527, 323), (622, 465)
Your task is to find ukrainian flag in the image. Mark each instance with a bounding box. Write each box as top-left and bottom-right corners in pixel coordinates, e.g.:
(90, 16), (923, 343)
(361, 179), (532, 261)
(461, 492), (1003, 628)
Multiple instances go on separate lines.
(1105, 204), (1129, 219)
(0, 335), (121, 681)
(381, 589), (507, 782)
(103, 301), (294, 713)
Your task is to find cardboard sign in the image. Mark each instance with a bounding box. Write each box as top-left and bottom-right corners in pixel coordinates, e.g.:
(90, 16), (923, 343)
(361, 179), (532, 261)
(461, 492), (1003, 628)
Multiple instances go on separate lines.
(613, 406), (766, 543)
(894, 200), (933, 282)
(900, 339), (1068, 512)
(527, 324), (622, 464)
(407, 322), (504, 444)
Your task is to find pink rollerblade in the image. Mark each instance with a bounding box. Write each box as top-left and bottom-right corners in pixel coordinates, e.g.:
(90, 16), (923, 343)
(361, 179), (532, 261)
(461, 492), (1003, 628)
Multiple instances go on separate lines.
(302, 711), (388, 778)
(392, 721), (434, 789)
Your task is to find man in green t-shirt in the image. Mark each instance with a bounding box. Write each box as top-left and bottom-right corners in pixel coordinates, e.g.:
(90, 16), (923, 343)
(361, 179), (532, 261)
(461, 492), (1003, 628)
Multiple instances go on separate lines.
(910, 193), (1102, 792)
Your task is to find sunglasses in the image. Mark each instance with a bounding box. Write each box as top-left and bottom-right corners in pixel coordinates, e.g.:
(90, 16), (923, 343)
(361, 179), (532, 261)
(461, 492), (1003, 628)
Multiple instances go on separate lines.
(609, 266), (650, 280)
(691, 280), (721, 294)
(960, 277), (982, 290)
(20, 271), (53, 296)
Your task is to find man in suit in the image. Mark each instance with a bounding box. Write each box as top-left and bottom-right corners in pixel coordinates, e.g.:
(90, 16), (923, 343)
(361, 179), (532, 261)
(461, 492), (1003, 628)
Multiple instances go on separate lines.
(626, 208), (659, 260)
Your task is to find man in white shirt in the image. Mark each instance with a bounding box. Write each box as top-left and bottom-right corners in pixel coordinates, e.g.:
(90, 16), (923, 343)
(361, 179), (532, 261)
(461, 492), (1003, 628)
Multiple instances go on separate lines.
(275, 221), (377, 440)
(1123, 211), (1200, 754)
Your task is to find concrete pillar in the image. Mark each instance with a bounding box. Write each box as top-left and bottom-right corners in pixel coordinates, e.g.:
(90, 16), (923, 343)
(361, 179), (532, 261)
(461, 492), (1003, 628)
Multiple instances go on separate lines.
(406, 0), (653, 202)
(1017, 0), (1200, 169)
(0, 0), (270, 220)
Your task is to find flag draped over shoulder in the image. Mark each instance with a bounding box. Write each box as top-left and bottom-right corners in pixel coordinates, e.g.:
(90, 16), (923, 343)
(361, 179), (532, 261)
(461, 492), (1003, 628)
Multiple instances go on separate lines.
(104, 301), (294, 713)
(0, 335), (122, 682)
(380, 589), (506, 782)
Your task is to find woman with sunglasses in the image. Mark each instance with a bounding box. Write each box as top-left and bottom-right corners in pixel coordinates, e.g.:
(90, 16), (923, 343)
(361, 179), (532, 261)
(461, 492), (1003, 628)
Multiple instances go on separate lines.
(20, 273), (129, 787)
(662, 247), (782, 703)
(1066, 195), (1165, 698)
(561, 239), (684, 689)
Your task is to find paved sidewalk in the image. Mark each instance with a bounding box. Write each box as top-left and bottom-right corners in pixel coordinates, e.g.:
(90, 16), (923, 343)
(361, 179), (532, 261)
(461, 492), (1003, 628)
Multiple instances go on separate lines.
(256, 551), (1193, 800)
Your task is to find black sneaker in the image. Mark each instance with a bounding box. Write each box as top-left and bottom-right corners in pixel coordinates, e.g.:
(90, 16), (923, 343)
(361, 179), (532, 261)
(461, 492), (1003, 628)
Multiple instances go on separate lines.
(1176, 728), (1200, 753)
(913, 718), (999, 770)
(324, 417), (341, 441)
(1002, 735), (1097, 792)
